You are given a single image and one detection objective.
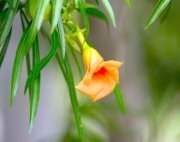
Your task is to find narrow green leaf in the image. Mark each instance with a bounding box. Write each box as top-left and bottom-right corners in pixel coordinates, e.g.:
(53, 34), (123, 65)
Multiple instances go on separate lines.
(24, 32), (58, 94)
(29, 36), (41, 132)
(57, 17), (66, 58)
(145, 0), (171, 29)
(10, 0), (50, 105)
(51, 0), (64, 33)
(0, 0), (18, 47)
(0, 30), (11, 68)
(101, 0), (116, 27)
(20, 11), (41, 132)
(61, 53), (85, 141)
(10, 26), (30, 106)
(78, 0), (90, 36)
(55, 34), (85, 140)
(114, 84), (126, 114)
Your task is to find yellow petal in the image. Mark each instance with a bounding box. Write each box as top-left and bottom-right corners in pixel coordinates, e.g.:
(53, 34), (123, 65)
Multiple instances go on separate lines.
(83, 46), (103, 71)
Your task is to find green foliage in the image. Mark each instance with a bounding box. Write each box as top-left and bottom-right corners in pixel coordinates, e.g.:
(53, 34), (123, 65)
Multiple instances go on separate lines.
(0, 0), (176, 141)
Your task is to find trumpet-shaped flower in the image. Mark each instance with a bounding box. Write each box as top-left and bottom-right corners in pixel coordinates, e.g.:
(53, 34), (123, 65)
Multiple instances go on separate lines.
(76, 44), (123, 101)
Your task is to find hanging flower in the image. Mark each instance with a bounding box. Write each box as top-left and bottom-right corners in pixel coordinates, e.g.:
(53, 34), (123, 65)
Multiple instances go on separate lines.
(76, 43), (123, 101)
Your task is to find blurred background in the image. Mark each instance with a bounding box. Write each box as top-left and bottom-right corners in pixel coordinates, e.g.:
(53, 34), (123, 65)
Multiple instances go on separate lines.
(0, 0), (180, 142)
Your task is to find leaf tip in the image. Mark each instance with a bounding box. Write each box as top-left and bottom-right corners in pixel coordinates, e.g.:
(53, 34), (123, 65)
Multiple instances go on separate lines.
(28, 123), (33, 134)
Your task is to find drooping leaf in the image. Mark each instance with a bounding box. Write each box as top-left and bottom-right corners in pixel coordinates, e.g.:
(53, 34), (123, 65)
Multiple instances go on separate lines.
(51, 0), (64, 33)
(24, 32), (58, 94)
(20, 11), (41, 132)
(10, 0), (50, 105)
(145, 0), (171, 29)
(113, 84), (126, 114)
(0, 30), (11, 68)
(29, 36), (41, 132)
(10, 25), (30, 106)
(57, 51), (86, 141)
(55, 32), (85, 140)
(101, 0), (116, 27)
(78, 0), (90, 36)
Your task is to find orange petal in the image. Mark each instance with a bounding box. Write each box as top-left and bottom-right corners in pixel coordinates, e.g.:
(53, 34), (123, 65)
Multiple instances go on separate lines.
(101, 60), (123, 68)
(102, 61), (122, 83)
(76, 72), (116, 101)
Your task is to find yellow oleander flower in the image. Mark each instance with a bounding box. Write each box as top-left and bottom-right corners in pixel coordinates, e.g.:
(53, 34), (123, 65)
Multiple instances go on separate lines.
(76, 43), (123, 101)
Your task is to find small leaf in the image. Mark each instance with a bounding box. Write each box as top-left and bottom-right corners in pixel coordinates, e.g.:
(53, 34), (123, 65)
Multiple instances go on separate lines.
(113, 84), (126, 114)
(0, 30), (11, 68)
(29, 36), (41, 132)
(101, 0), (116, 27)
(24, 32), (58, 94)
(57, 17), (66, 58)
(78, 0), (90, 36)
(145, 0), (171, 29)
(85, 7), (109, 27)
(51, 0), (64, 33)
